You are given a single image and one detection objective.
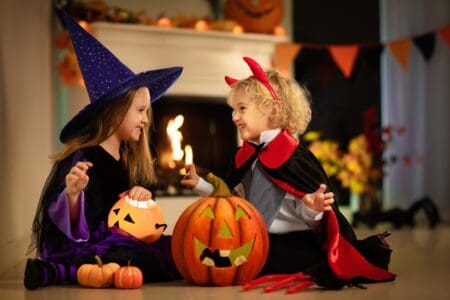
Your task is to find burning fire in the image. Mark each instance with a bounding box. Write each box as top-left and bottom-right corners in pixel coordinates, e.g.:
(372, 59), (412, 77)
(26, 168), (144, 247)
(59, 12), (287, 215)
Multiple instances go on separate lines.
(161, 114), (193, 172)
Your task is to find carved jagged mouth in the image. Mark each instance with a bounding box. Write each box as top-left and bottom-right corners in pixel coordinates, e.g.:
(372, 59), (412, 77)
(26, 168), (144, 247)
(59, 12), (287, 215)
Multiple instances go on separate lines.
(194, 237), (255, 268)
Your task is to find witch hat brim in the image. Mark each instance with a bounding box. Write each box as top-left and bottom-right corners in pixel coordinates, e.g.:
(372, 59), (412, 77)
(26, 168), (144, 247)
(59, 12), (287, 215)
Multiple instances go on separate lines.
(60, 67), (183, 143)
(58, 11), (183, 143)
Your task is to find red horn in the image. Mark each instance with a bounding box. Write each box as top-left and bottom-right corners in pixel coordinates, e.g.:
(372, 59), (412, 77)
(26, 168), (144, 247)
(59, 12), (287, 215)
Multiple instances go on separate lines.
(243, 56), (267, 82)
(224, 76), (238, 86)
(242, 56), (278, 102)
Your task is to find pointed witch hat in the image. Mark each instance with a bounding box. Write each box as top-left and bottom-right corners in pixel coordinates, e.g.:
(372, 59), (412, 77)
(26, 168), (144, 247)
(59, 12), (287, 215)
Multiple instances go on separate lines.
(59, 10), (183, 142)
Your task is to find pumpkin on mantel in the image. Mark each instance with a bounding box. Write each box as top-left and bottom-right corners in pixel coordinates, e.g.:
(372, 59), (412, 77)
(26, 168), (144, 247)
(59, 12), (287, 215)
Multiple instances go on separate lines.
(224, 0), (283, 34)
(107, 195), (167, 244)
(171, 196), (269, 286)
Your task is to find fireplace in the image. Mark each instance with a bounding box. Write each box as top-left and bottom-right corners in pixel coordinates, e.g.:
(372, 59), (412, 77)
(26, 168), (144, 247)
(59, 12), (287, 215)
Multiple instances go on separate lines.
(151, 96), (236, 196)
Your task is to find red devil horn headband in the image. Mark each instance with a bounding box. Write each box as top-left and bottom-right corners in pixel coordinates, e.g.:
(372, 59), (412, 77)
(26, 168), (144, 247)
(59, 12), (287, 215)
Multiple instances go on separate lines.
(224, 56), (279, 102)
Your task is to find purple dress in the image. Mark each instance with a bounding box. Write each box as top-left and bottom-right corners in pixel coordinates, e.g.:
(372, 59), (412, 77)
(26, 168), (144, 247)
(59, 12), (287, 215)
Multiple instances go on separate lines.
(29, 146), (180, 282)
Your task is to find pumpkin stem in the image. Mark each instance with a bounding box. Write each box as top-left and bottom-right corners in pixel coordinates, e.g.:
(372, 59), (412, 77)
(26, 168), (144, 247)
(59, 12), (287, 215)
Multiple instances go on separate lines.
(94, 255), (103, 267)
(127, 260), (131, 267)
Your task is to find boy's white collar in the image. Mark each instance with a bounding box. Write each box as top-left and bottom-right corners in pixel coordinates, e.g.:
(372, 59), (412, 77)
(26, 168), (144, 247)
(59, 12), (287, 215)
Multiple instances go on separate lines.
(250, 128), (282, 147)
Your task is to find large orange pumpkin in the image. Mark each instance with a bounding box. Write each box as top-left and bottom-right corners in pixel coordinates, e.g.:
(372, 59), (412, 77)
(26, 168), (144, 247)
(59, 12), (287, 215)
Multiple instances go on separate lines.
(108, 195), (167, 244)
(171, 196), (269, 286)
(224, 0), (283, 34)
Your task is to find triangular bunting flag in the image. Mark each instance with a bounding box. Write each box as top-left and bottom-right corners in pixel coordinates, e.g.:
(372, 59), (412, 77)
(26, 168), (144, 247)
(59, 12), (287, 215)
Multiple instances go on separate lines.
(388, 39), (412, 69)
(328, 45), (359, 78)
(413, 32), (436, 61)
(437, 26), (450, 46)
(273, 43), (302, 78)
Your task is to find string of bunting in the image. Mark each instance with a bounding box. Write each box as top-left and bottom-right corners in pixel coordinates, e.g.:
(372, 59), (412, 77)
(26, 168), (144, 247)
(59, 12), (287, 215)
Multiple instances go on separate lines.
(273, 24), (450, 78)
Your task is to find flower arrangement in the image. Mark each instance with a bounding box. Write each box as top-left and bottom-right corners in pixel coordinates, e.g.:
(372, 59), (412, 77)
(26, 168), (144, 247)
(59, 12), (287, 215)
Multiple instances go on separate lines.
(336, 134), (383, 196)
(305, 131), (383, 197)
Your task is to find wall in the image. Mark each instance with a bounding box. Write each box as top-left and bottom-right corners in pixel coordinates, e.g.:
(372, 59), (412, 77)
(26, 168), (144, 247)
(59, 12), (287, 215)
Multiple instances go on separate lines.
(0, 0), (53, 278)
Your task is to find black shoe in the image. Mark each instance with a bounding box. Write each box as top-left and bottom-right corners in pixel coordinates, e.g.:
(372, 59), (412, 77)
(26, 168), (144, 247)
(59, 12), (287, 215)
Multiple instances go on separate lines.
(24, 259), (45, 290)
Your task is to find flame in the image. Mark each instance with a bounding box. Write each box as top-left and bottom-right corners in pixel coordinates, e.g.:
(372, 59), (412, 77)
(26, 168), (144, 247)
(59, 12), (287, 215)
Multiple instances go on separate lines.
(162, 115), (195, 173)
(166, 115), (184, 163)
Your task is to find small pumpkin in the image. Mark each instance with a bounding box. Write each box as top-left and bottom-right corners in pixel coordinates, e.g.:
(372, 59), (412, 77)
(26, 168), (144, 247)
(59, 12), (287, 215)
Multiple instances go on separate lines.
(77, 255), (120, 288)
(108, 195), (167, 244)
(114, 261), (143, 289)
(224, 0), (283, 34)
(171, 196), (269, 286)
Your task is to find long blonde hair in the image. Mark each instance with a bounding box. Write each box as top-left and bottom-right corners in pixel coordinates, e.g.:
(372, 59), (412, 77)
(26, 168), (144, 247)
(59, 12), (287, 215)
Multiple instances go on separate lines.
(227, 70), (312, 134)
(52, 89), (157, 186)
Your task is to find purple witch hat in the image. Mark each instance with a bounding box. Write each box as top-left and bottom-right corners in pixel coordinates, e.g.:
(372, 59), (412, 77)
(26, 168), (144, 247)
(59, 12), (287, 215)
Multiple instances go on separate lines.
(59, 11), (183, 142)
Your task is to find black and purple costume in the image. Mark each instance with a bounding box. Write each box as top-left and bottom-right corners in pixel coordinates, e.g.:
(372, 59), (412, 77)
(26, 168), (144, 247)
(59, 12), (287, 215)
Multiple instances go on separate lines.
(29, 146), (180, 283)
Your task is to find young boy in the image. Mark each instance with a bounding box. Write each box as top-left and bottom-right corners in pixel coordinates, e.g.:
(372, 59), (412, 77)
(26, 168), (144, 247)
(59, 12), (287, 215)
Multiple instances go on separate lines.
(181, 57), (395, 289)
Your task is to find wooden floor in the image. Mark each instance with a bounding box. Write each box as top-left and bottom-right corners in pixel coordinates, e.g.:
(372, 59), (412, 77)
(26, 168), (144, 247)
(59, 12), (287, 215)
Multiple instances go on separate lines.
(1, 224), (449, 300)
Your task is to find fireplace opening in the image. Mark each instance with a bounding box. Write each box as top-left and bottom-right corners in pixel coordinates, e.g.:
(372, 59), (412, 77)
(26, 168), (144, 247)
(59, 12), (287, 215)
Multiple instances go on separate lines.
(151, 96), (237, 197)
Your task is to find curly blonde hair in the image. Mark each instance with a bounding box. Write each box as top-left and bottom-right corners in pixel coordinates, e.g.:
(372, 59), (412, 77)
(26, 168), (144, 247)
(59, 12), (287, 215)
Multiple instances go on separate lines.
(227, 70), (311, 134)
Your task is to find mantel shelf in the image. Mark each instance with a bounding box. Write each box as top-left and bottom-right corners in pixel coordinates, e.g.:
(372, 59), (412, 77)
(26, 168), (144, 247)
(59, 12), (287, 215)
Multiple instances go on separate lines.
(89, 22), (288, 98)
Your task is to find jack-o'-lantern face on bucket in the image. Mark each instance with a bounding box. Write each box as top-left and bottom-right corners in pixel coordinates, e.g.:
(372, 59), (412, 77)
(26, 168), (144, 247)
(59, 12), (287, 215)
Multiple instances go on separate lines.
(171, 196), (269, 286)
(107, 195), (167, 244)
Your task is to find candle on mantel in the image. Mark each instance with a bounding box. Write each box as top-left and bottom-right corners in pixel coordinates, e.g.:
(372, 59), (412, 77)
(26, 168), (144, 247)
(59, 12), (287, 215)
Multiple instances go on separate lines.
(185, 145), (193, 166)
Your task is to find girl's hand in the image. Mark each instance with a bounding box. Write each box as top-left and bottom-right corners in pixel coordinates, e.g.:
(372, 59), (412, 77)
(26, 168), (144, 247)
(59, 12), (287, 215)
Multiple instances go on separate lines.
(120, 186), (152, 201)
(181, 164), (200, 188)
(65, 161), (93, 200)
(302, 184), (334, 212)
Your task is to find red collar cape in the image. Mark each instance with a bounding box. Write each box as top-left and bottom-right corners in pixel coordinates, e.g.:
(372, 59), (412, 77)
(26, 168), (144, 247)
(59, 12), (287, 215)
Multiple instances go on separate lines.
(235, 129), (299, 170)
(232, 129), (396, 283)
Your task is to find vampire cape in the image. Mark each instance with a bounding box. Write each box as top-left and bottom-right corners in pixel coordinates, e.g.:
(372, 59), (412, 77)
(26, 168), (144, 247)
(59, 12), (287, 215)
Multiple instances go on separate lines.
(227, 129), (395, 284)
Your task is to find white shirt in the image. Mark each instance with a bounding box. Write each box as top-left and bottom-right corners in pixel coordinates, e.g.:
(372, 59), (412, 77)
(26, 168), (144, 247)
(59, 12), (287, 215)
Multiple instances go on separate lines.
(194, 128), (323, 233)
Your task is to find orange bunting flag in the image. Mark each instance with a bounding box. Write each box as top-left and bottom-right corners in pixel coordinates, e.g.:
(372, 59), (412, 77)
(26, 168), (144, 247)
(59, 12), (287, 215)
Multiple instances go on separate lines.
(273, 43), (302, 78)
(328, 45), (359, 78)
(388, 39), (412, 69)
(438, 26), (450, 46)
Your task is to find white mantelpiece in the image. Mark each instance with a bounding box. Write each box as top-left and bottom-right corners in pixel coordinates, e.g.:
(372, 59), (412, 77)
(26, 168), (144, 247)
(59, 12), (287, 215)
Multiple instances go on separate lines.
(89, 22), (287, 98)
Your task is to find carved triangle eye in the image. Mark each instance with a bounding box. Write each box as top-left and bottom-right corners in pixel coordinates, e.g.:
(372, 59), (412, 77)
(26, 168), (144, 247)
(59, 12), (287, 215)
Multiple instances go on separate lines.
(124, 213), (135, 224)
(113, 208), (120, 215)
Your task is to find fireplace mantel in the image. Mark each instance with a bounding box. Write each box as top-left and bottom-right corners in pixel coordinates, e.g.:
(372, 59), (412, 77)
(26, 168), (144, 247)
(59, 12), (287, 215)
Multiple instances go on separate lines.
(89, 22), (288, 98)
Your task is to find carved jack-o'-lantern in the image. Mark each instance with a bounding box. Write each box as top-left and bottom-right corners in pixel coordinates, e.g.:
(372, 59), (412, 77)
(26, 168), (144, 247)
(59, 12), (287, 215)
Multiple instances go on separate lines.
(171, 196), (269, 286)
(108, 195), (167, 244)
(224, 0), (283, 34)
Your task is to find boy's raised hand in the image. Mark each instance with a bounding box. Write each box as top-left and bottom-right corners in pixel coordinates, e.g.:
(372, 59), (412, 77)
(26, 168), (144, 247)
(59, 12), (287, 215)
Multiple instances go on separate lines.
(181, 164), (200, 188)
(302, 184), (334, 212)
(65, 161), (93, 199)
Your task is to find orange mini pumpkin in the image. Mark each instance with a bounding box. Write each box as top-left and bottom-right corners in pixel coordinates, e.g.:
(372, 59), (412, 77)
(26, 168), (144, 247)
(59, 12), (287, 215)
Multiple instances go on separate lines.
(171, 196), (269, 286)
(224, 0), (283, 34)
(114, 262), (143, 289)
(77, 255), (120, 288)
(108, 195), (167, 244)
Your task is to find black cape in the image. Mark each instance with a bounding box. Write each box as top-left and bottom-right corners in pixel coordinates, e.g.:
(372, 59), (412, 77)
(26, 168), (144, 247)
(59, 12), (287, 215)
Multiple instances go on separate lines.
(227, 130), (395, 283)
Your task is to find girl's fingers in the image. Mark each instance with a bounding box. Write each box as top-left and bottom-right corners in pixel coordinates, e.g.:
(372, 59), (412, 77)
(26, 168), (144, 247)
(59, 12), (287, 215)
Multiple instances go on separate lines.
(128, 188), (151, 201)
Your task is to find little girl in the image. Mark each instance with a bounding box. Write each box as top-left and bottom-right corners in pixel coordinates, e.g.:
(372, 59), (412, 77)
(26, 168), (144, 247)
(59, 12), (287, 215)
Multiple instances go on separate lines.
(181, 57), (395, 289)
(24, 11), (182, 290)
